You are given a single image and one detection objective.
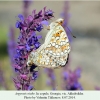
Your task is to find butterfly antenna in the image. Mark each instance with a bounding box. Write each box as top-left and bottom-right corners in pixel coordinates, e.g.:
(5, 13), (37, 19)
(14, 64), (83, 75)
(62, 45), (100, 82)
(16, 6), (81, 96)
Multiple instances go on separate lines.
(67, 26), (76, 38)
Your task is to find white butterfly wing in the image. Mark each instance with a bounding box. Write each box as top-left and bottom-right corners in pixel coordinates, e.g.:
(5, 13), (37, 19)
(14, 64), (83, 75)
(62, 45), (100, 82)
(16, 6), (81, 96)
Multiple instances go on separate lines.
(27, 20), (71, 69)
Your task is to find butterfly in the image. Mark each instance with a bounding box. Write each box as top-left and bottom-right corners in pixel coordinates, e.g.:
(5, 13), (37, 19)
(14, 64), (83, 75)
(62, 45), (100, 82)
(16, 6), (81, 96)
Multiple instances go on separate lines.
(27, 18), (71, 69)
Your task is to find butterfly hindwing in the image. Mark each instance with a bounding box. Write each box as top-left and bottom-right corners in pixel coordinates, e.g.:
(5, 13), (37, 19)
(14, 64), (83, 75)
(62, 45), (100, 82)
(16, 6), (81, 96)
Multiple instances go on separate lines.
(33, 25), (70, 68)
(27, 18), (71, 69)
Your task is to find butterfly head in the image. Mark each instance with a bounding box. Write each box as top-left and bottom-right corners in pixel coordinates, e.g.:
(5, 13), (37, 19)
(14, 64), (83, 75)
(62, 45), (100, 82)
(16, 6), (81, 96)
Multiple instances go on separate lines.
(55, 18), (64, 25)
(49, 18), (64, 30)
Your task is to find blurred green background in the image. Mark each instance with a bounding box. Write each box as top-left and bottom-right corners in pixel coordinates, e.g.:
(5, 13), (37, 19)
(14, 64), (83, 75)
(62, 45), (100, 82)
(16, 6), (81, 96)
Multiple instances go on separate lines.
(0, 1), (100, 90)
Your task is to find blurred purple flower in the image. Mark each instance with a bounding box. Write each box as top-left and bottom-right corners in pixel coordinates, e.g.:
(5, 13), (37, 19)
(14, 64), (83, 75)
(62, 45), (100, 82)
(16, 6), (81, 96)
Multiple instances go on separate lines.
(45, 68), (56, 90)
(0, 66), (8, 90)
(62, 68), (83, 90)
(95, 87), (100, 90)
(60, 1), (82, 91)
(32, 71), (38, 80)
(8, 27), (16, 68)
(23, 0), (32, 18)
(62, 71), (68, 80)
(61, 1), (72, 42)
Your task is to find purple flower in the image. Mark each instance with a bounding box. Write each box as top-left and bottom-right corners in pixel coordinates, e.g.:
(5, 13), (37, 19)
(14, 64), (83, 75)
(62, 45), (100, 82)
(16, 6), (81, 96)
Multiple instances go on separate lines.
(62, 68), (83, 90)
(15, 7), (54, 34)
(20, 74), (28, 80)
(36, 24), (43, 32)
(13, 7), (54, 90)
(28, 85), (34, 90)
(26, 32), (42, 50)
(15, 14), (25, 30)
(8, 27), (16, 69)
(16, 22), (21, 28)
(95, 87), (100, 90)
(61, 1), (73, 42)
(26, 44), (31, 51)
(32, 71), (38, 80)
(41, 20), (49, 25)
(45, 68), (56, 90)
(43, 8), (54, 20)
(15, 83), (21, 90)
(75, 67), (81, 78)
(0, 68), (8, 89)
(23, 0), (31, 18)
(63, 71), (68, 80)
(18, 14), (24, 21)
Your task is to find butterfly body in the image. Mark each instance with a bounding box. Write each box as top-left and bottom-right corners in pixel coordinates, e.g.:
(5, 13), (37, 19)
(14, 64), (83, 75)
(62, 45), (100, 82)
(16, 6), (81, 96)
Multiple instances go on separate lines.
(27, 18), (71, 69)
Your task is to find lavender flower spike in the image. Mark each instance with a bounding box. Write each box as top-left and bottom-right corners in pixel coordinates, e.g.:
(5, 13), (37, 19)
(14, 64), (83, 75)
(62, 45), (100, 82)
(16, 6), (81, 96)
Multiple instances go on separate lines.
(14, 7), (54, 90)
